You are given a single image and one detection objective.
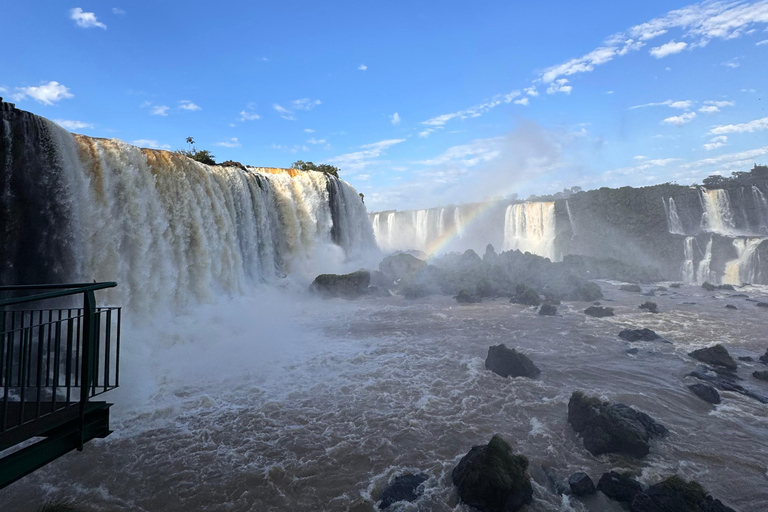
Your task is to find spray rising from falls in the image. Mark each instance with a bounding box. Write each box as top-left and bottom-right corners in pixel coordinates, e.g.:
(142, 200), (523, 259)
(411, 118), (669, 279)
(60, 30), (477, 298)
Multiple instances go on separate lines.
(502, 202), (557, 261)
(0, 103), (376, 311)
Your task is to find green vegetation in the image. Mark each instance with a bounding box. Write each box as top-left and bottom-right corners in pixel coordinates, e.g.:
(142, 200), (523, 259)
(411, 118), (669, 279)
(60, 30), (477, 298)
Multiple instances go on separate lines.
(701, 164), (768, 188)
(291, 160), (340, 177)
(176, 137), (216, 165)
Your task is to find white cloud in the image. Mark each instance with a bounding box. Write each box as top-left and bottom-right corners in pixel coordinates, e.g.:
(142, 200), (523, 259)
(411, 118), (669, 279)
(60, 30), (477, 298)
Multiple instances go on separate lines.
(546, 79), (572, 95)
(419, 91), (520, 133)
(649, 40), (688, 58)
(215, 137), (241, 148)
(273, 104), (295, 120)
(704, 135), (728, 150)
(132, 139), (170, 150)
(699, 105), (719, 113)
(304, 128), (315, 133)
(53, 119), (93, 131)
(12, 81), (73, 105)
(179, 100), (201, 111)
(680, 146), (768, 170)
(112, 8), (125, 15)
(390, 112), (401, 125)
(630, 99), (693, 110)
(710, 117), (768, 134)
(291, 98), (321, 110)
(358, 64), (367, 71)
(240, 110), (260, 121)
(722, 58), (740, 68)
(662, 111), (696, 126)
(327, 139), (405, 172)
(422, 113), (458, 127)
(150, 105), (169, 116)
(70, 8), (107, 29)
(634, 155), (646, 160)
(606, 90), (615, 94)
(307, 137), (326, 144)
(514, 97), (529, 106)
(757, 39), (768, 45)
(417, 137), (504, 167)
(524, 86), (539, 97)
(698, 101), (734, 114)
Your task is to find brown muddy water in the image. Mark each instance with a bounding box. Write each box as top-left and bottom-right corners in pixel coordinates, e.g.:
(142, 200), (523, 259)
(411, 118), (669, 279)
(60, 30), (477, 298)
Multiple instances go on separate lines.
(1, 281), (767, 511)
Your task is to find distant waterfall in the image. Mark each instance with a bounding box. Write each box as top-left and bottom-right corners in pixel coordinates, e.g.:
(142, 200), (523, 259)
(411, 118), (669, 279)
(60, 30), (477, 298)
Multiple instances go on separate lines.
(696, 237), (714, 284)
(682, 237), (696, 283)
(565, 200), (576, 237)
(722, 238), (764, 285)
(700, 188), (736, 234)
(502, 202), (557, 261)
(454, 208), (465, 239)
(753, 185), (768, 232)
(663, 198), (685, 234)
(0, 103), (376, 311)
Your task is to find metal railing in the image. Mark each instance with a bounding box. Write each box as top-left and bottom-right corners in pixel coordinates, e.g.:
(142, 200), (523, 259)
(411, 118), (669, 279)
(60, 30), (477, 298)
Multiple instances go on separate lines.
(0, 283), (120, 449)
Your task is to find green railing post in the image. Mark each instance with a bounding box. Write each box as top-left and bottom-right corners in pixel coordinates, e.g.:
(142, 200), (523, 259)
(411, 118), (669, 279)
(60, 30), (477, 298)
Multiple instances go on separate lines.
(78, 289), (96, 451)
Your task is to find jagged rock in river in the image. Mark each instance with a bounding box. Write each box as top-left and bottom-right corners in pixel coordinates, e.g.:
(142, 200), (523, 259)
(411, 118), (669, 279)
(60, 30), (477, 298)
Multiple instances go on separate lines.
(567, 391), (668, 458)
(538, 303), (557, 316)
(687, 383), (721, 404)
(753, 370), (768, 381)
(688, 345), (737, 371)
(620, 284), (643, 293)
(452, 435), (533, 512)
(758, 302), (768, 308)
(619, 328), (663, 342)
(584, 306), (614, 317)
(379, 253), (427, 282)
(597, 471), (643, 503)
(628, 475), (737, 512)
(455, 289), (481, 303)
(639, 301), (658, 313)
(379, 473), (428, 509)
(725, 304), (737, 310)
(568, 472), (596, 496)
(309, 270), (370, 299)
(509, 284), (541, 306)
(760, 349), (768, 364)
(485, 344), (540, 379)
(688, 366), (768, 404)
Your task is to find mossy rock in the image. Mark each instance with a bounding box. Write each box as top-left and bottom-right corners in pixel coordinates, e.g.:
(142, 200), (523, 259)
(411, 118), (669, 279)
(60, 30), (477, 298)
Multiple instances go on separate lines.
(510, 284), (541, 307)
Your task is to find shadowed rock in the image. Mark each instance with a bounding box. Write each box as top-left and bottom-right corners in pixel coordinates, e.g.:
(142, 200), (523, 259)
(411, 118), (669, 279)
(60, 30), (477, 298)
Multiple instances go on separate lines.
(753, 370), (768, 381)
(597, 472), (643, 503)
(309, 270), (370, 299)
(510, 284), (541, 307)
(452, 435), (533, 512)
(379, 473), (428, 509)
(538, 303), (557, 316)
(760, 349), (768, 364)
(455, 289), (482, 303)
(639, 301), (658, 313)
(584, 306), (614, 317)
(619, 328), (662, 342)
(620, 284), (643, 293)
(688, 345), (737, 371)
(725, 304), (737, 310)
(688, 383), (720, 404)
(568, 472), (596, 496)
(688, 367), (768, 404)
(568, 391), (667, 458)
(379, 253), (427, 282)
(485, 345), (540, 379)
(628, 476), (737, 512)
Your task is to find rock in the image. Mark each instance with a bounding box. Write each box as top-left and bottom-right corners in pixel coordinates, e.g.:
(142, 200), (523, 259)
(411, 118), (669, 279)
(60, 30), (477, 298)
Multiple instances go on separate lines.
(367, 286), (392, 298)
(567, 391), (667, 458)
(669, 283), (682, 288)
(628, 476), (705, 512)
(753, 370), (768, 381)
(687, 383), (721, 404)
(218, 159), (247, 171)
(568, 472), (596, 496)
(402, 283), (430, 300)
(510, 284), (541, 307)
(701, 282), (717, 291)
(584, 306), (614, 318)
(569, 281), (603, 301)
(688, 367), (768, 404)
(639, 301), (658, 313)
(369, 270), (395, 289)
(452, 435), (533, 512)
(485, 344), (540, 378)
(627, 348), (639, 355)
(717, 284), (735, 291)
(738, 356), (754, 362)
(729, 293), (749, 298)
(620, 284), (643, 293)
(379, 253), (427, 282)
(725, 304), (737, 310)
(541, 466), (570, 496)
(597, 471), (643, 503)
(688, 345), (737, 371)
(538, 304), (557, 316)
(655, 286), (668, 292)
(760, 349), (768, 364)
(619, 328), (662, 342)
(698, 495), (738, 512)
(379, 473), (428, 509)
(756, 302), (768, 308)
(455, 289), (482, 303)
(309, 270), (370, 299)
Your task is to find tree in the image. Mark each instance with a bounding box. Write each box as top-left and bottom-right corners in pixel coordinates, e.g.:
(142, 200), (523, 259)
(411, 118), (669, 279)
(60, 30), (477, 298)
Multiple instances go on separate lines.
(291, 160), (340, 178)
(186, 137), (195, 150)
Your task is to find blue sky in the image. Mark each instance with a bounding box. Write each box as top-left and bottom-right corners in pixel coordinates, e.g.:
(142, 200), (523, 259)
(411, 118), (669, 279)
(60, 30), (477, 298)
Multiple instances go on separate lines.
(3, 1), (768, 211)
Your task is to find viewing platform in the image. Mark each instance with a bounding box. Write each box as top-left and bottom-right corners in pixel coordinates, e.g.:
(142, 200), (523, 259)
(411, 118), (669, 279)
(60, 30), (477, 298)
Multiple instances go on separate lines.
(0, 283), (120, 489)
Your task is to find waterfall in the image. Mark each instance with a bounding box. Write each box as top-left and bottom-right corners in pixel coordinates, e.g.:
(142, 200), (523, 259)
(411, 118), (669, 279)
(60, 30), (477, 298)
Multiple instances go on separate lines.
(682, 237), (696, 283)
(565, 200), (576, 237)
(386, 212), (395, 248)
(664, 198), (685, 234)
(438, 208), (446, 237)
(0, 103), (376, 311)
(700, 188), (736, 234)
(371, 213), (381, 241)
(752, 185), (768, 233)
(722, 238), (764, 285)
(502, 202), (557, 261)
(414, 209), (429, 248)
(454, 207), (464, 239)
(696, 236), (714, 284)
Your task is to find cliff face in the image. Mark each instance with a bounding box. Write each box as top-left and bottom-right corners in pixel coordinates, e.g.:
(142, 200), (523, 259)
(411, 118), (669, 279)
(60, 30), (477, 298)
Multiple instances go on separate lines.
(371, 173), (768, 284)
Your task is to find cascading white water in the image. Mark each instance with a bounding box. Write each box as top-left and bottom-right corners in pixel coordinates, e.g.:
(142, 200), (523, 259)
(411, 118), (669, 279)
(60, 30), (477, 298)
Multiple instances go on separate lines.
(454, 207), (464, 239)
(415, 209), (429, 248)
(438, 208), (446, 237)
(1, 114), (376, 312)
(565, 200), (575, 237)
(682, 237), (696, 283)
(664, 198), (685, 234)
(752, 185), (768, 232)
(502, 202), (557, 261)
(722, 238), (764, 285)
(700, 188), (736, 234)
(696, 236), (714, 284)
(386, 212), (395, 247)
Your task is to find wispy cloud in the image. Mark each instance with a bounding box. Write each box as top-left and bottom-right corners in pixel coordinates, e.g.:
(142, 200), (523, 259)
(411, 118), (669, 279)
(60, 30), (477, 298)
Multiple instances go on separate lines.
(514, 97), (530, 106)
(722, 58), (740, 68)
(757, 39), (768, 45)
(704, 135), (728, 150)
(358, 64), (368, 71)
(710, 116), (768, 134)
(630, 99), (692, 110)
(12, 81), (74, 105)
(679, 146), (768, 170)
(390, 112), (401, 125)
(417, 137), (504, 167)
(698, 100), (735, 113)
(304, 128), (315, 133)
(546, 79), (572, 95)
(112, 8), (126, 15)
(328, 139), (405, 173)
(53, 119), (92, 131)
(215, 137), (241, 148)
(150, 105), (169, 116)
(662, 111), (696, 126)
(273, 104), (294, 120)
(419, 91), (520, 136)
(650, 40), (687, 58)
(291, 98), (321, 111)
(524, 86), (539, 97)
(70, 8), (107, 29)
(179, 100), (201, 111)
(307, 137), (326, 144)
(132, 139), (170, 150)
(240, 110), (260, 121)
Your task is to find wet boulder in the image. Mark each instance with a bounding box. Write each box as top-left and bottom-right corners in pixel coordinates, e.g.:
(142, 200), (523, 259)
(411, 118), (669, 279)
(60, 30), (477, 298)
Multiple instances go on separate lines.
(485, 344), (540, 379)
(584, 306), (614, 318)
(688, 345), (737, 371)
(567, 391), (668, 458)
(753, 370), (768, 381)
(760, 349), (768, 364)
(455, 289), (482, 303)
(379, 253), (427, 282)
(639, 301), (658, 313)
(698, 496), (738, 512)
(701, 282), (717, 291)
(379, 473), (428, 509)
(452, 435), (533, 512)
(369, 269), (395, 289)
(569, 281), (603, 301)
(620, 284), (643, 293)
(688, 367), (768, 404)
(568, 472), (596, 497)
(756, 302), (768, 308)
(510, 284), (541, 307)
(629, 476), (737, 512)
(687, 383), (721, 404)
(538, 303), (557, 316)
(309, 270), (370, 299)
(597, 471), (643, 503)
(619, 328), (662, 342)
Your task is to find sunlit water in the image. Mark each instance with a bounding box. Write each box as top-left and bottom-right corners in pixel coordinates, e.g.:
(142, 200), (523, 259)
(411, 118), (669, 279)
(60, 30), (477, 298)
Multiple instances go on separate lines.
(2, 282), (767, 511)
